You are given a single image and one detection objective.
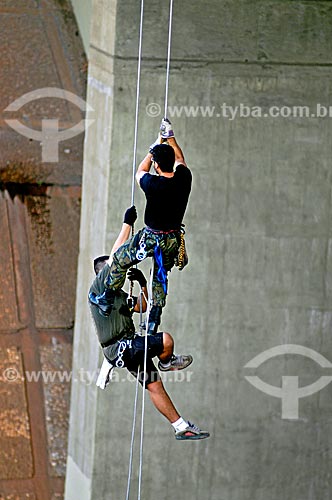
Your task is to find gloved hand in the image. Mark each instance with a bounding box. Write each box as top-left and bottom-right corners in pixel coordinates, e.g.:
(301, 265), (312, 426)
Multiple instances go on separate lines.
(127, 268), (147, 287)
(160, 117), (174, 139)
(123, 206), (137, 226)
(149, 134), (161, 154)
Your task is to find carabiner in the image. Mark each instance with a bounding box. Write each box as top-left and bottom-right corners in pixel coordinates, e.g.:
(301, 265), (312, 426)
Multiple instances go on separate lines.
(136, 242), (147, 261)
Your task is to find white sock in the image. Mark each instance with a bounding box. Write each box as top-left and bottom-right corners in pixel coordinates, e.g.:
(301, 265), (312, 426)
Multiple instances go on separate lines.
(171, 417), (188, 432)
(159, 358), (171, 368)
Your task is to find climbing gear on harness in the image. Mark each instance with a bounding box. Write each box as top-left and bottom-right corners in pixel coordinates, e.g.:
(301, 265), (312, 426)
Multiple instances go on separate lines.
(115, 341), (126, 368)
(136, 233), (148, 261)
(158, 354), (193, 372)
(174, 225), (188, 271)
(115, 339), (132, 368)
(127, 296), (135, 310)
(136, 242), (147, 261)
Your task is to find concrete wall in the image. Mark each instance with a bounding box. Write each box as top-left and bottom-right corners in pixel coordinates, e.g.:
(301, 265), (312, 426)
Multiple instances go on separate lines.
(65, 1), (332, 499)
(70, 0), (92, 55)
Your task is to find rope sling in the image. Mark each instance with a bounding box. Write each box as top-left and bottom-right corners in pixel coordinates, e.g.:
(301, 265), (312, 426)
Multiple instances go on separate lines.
(125, 1), (174, 499)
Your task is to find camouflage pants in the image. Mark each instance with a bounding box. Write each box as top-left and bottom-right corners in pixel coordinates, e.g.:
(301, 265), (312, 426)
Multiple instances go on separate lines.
(106, 227), (180, 307)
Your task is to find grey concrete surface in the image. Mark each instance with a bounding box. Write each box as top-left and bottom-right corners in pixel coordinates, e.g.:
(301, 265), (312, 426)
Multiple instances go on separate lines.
(65, 1), (332, 499)
(70, 0), (92, 55)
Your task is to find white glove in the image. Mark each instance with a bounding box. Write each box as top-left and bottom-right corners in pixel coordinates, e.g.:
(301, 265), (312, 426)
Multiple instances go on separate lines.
(160, 118), (174, 139)
(149, 134), (161, 154)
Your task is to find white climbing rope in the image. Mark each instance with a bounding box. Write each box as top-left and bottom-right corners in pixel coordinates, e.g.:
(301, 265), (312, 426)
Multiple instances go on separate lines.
(137, 260), (154, 500)
(164, 0), (174, 118)
(125, 0), (145, 497)
(125, 365), (140, 500)
(125, 1), (174, 498)
(125, 269), (154, 500)
(131, 0), (145, 207)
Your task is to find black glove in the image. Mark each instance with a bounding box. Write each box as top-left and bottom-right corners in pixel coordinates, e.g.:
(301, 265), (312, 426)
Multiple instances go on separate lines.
(127, 268), (147, 287)
(123, 206), (137, 226)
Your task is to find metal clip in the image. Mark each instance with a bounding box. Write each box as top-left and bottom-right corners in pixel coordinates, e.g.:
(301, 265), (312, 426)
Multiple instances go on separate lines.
(136, 242), (147, 261)
(115, 341), (127, 368)
(127, 296), (134, 309)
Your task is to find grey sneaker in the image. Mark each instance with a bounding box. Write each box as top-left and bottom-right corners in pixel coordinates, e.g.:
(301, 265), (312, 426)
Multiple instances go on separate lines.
(158, 354), (193, 372)
(175, 421), (210, 441)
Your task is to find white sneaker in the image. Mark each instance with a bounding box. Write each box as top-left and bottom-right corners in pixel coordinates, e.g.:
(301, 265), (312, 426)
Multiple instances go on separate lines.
(175, 421), (210, 440)
(158, 354), (193, 372)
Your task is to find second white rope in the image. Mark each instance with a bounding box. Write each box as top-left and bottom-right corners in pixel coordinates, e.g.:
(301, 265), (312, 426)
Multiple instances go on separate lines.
(131, 0), (145, 206)
(164, 0), (174, 118)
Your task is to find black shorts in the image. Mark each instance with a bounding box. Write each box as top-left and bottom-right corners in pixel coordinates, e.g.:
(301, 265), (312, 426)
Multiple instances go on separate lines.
(108, 333), (164, 388)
